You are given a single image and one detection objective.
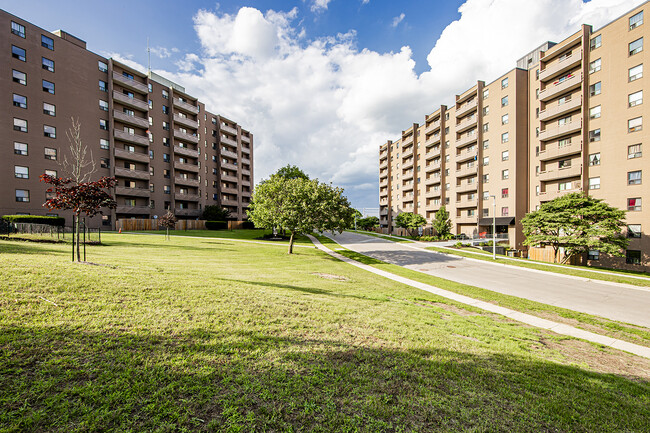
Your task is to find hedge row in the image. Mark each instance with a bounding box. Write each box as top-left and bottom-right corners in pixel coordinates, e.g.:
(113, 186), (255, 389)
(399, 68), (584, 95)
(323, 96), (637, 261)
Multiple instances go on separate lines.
(205, 221), (228, 230)
(2, 215), (65, 227)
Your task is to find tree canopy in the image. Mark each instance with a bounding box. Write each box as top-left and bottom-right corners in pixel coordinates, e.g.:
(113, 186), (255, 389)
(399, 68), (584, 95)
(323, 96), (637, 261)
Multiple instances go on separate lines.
(395, 212), (427, 238)
(275, 164), (310, 180)
(201, 205), (231, 221)
(521, 192), (628, 263)
(432, 206), (451, 238)
(357, 216), (379, 231)
(159, 211), (177, 240)
(247, 174), (355, 253)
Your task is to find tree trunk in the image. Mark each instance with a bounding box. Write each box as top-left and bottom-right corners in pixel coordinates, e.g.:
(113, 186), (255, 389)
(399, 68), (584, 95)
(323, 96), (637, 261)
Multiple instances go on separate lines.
(76, 212), (81, 262)
(166, 227), (169, 240)
(552, 246), (559, 263)
(288, 232), (295, 254)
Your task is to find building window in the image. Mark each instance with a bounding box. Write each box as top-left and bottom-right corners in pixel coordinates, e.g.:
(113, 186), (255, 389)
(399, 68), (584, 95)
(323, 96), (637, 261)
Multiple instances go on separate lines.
(12, 94), (27, 109)
(163, 185), (171, 194)
(501, 132), (509, 143)
(628, 224), (642, 238)
(588, 250), (600, 260)
(483, 106), (489, 116)
(483, 156), (489, 166)
(502, 169), (509, 180)
(628, 144), (642, 158)
(589, 82), (601, 96)
(149, 150), (154, 159)
(163, 169), (171, 179)
(559, 181), (573, 191)
(38, 103), (55, 118)
(44, 125), (56, 138)
(629, 64), (643, 81)
(626, 250), (641, 265)
(589, 152), (600, 166)
(628, 197), (642, 211)
(14, 166), (28, 179)
(501, 95), (508, 107)
(100, 158), (109, 168)
(100, 139), (109, 150)
(501, 77), (508, 89)
(41, 57), (54, 72)
(559, 159), (572, 168)
(148, 83), (153, 93)
(501, 207), (509, 216)
(45, 169), (57, 178)
(163, 137), (169, 147)
(483, 174), (489, 183)
(11, 45), (26, 61)
(162, 105), (169, 114)
(589, 129), (601, 142)
(98, 60), (108, 72)
(14, 142), (27, 155)
(148, 99), (153, 109)
(44, 147), (57, 160)
(589, 106), (601, 119)
(99, 100), (108, 111)
(15, 189), (29, 202)
(630, 38), (644, 56)
(42, 80), (55, 94)
(122, 71), (134, 80)
(536, 185), (540, 196)
(558, 115), (572, 126)
(630, 11), (644, 30)
(589, 177), (600, 190)
(628, 170), (642, 185)
(589, 58), (601, 73)
(162, 89), (169, 99)
(558, 138), (571, 148)
(590, 34), (602, 50)
(99, 119), (108, 130)
(501, 114), (509, 125)
(99, 80), (107, 91)
(163, 153), (170, 162)
(502, 150), (509, 161)
(149, 183), (155, 193)
(483, 123), (489, 132)
(12, 69), (26, 85)
(124, 144), (135, 153)
(628, 116), (643, 132)
(162, 121), (170, 130)
(41, 35), (54, 50)
(11, 21), (25, 38)
(629, 90), (643, 107)
(13, 118), (27, 132)
(501, 188), (508, 198)
(482, 140), (489, 150)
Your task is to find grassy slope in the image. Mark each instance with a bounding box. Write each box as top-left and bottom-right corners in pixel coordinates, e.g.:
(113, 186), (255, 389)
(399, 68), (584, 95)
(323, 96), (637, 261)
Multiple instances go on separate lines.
(134, 229), (313, 244)
(0, 233), (648, 432)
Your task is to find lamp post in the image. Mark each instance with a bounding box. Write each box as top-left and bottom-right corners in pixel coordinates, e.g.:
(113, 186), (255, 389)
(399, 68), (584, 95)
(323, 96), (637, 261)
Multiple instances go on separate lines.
(490, 194), (496, 260)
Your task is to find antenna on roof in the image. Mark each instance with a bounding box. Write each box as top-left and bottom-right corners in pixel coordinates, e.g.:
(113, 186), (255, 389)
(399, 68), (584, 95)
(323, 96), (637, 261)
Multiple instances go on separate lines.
(147, 37), (151, 75)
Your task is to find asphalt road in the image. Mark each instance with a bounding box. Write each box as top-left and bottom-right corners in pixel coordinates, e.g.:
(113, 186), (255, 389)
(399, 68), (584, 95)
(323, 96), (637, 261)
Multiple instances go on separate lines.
(326, 231), (650, 328)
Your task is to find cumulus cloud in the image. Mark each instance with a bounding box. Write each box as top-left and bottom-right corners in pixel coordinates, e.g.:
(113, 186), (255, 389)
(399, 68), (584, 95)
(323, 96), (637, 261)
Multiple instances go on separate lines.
(311, 0), (332, 13)
(391, 13), (405, 28)
(146, 0), (642, 209)
(150, 46), (173, 58)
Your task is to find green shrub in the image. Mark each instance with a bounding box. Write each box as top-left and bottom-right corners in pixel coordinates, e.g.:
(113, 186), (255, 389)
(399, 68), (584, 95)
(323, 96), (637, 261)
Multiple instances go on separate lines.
(205, 221), (228, 230)
(2, 215), (65, 227)
(242, 220), (256, 229)
(454, 241), (463, 248)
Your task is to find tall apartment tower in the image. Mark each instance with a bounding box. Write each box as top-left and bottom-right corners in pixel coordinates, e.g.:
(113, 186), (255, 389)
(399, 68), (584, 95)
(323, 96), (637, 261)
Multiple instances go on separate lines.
(380, 2), (649, 271)
(1, 9), (253, 228)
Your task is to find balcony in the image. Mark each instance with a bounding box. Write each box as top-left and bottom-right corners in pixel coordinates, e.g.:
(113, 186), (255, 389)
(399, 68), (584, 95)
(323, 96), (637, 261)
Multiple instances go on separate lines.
(173, 129), (199, 144)
(456, 198), (478, 209)
(539, 73), (582, 102)
(113, 91), (149, 112)
(221, 199), (239, 207)
(116, 205), (151, 215)
(402, 183), (414, 192)
(427, 188), (442, 198)
(380, 178), (388, 187)
(114, 148), (150, 163)
(112, 71), (149, 94)
(456, 149), (478, 163)
(241, 168), (251, 176)
(221, 135), (238, 147)
(241, 145), (251, 155)
(539, 97), (582, 122)
(457, 86), (477, 104)
(425, 176), (441, 186)
(174, 161), (200, 173)
(241, 135), (251, 143)
(456, 164), (477, 178)
(175, 176), (200, 187)
(174, 193), (200, 202)
(456, 132), (478, 148)
(173, 114), (199, 130)
(539, 120), (582, 141)
(114, 129), (149, 147)
(379, 198), (389, 205)
(114, 167), (150, 180)
(221, 161), (238, 171)
(425, 134), (441, 147)
(425, 119), (441, 133)
(456, 181), (478, 193)
(175, 208), (201, 217)
(539, 50), (582, 82)
(456, 115), (477, 133)
(221, 149), (238, 159)
(538, 140), (582, 162)
(456, 99), (478, 118)
(380, 208), (389, 216)
(115, 186), (150, 198)
(173, 145), (199, 159)
(221, 187), (238, 195)
(455, 214), (478, 225)
(402, 159), (414, 170)
(402, 145), (414, 158)
(241, 157), (250, 165)
(113, 110), (149, 129)
(173, 98), (199, 115)
(426, 161), (441, 171)
(222, 174), (238, 182)
(221, 124), (238, 136)
(539, 164), (582, 182)
(539, 183), (583, 201)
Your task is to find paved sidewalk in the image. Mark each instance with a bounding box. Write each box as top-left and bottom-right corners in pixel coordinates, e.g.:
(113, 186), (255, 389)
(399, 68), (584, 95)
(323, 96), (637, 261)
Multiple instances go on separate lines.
(307, 234), (650, 359)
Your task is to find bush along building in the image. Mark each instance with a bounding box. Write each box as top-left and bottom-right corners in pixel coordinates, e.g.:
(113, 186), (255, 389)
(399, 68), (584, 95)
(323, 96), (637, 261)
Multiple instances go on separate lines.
(2, 9), (253, 229)
(379, 2), (649, 271)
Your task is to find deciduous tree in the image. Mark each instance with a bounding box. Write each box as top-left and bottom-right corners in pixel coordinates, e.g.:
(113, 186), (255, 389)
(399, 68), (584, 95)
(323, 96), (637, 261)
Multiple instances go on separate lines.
(521, 192), (628, 263)
(395, 212), (427, 238)
(432, 206), (452, 238)
(201, 205), (231, 221)
(159, 211), (177, 240)
(357, 216), (379, 230)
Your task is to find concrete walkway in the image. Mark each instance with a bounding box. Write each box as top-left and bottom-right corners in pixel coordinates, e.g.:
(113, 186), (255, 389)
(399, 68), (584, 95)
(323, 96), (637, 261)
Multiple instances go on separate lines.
(307, 235), (650, 359)
(325, 231), (650, 328)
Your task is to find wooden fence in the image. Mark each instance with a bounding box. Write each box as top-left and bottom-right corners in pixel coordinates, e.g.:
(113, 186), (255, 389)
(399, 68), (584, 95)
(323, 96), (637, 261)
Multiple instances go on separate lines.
(115, 219), (250, 232)
(528, 246), (583, 265)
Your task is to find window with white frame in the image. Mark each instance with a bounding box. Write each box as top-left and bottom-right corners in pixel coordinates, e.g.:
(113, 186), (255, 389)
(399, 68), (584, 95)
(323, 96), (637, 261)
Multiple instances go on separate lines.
(589, 152), (601, 166)
(628, 116), (643, 132)
(42, 80), (54, 94)
(44, 125), (56, 138)
(12, 69), (26, 85)
(14, 166), (28, 179)
(628, 144), (642, 158)
(483, 88), (489, 99)
(628, 197), (642, 211)
(589, 82), (601, 96)
(629, 64), (643, 81)
(11, 21), (25, 38)
(629, 90), (643, 107)
(589, 129), (601, 142)
(502, 150), (509, 161)
(589, 58), (601, 73)
(558, 115), (571, 126)
(589, 177), (600, 190)
(483, 156), (489, 166)
(41, 57), (54, 72)
(15, 189), (29, 202)
(12, 93), (26, 108)
(41, 35), (54, 50)
(588, 250), (600, 260)
(99, 100), (108, 111)
(11, 45), (26, 61)
(628, 224), (642, 238)
(100, 139), (109, 150)
(98, 60), (108, 72)
(589, 106), (601, 119)
(501, 77), (508, 89)
(501, 207), (509, 216)
(43, 102), (55, 116)
(501, 95), (508, 107)
(502, 169), (509, 180)
(13, 118), (27, 132)
(630, 11), (644, 29)
(482, 140), (489, 149)
(14, 142), (27, 155)
(501, 114), (509, 125)
(629, 37), (643, 55)
(501, 132), (509, 143)
(628, 170), (642, 185)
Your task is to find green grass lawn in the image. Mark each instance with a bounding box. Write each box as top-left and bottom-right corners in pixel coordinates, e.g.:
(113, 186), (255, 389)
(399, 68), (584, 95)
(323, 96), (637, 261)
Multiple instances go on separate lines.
(1, 234), (649, 432)
(134, 228), (313, 244)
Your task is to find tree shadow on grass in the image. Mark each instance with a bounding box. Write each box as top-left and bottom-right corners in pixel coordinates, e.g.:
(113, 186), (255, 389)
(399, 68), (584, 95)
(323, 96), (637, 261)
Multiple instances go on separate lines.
(0, 241), (67, 256)
(1, 324), (648, 432)
(219, 278), (371, 301)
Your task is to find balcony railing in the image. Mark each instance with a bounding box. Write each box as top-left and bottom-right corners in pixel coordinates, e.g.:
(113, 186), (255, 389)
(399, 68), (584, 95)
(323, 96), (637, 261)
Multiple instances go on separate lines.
(539, 164), (582, 182)
(175, 208), (201, 217)
(425, 119), (441, 133)
(456, 182), (478, 193)
(113, 90), (149, 111)
(539, 50), (582, 82)
(112, 71), (149, 94)
(456, 132), (478, 148)
(115, 186), (150, 197)
(173, 114), (199, 130)
(241, 134), (251, 143)
(113, 110), (149, 129)
(456, 115), (477, 133)
(456, 164), (477, 178)
(455, 214), (478, 225)
(174, 193), (201, 202)
(116, 205), (151, 215)
(114, 167), (150, 180)
(114, 129), (149, 146)
(538, 120), (582, 141)
(173, 145), (199, 159)
(174, 162), (200, 173)
(221, 149), (238, 159)
(539, 73), (582, 102)
(456, 99), (478, 118)
(173, 129), (199, 144)
(174, 176), (200, 187)
(221, 174), (238, 182)
(221, 136), (238, 147)
(221, 199), (239, 207)
(539, 183), (582, 201)
(456, 149), (478, 163)
(173, 98), (199, 115)
(538, 140), (582, 161)
(456, 198), (478, 208)
(539, 97), (582, 122)
(114, 148), (150, 163)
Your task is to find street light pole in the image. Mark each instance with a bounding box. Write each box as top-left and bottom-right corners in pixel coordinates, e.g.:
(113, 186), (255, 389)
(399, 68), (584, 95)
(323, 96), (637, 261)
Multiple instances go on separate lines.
(490, 195), (496, 260)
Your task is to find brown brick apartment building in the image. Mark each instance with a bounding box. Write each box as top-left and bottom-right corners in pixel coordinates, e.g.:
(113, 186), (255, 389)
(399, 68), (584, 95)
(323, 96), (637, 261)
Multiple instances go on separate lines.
(1, 9), (253, 229)
(380, 3), (649, 271)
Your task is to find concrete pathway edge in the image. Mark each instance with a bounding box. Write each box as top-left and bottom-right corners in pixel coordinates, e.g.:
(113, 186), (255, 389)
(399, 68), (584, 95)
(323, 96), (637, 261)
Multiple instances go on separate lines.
(307, 234), (650, 360)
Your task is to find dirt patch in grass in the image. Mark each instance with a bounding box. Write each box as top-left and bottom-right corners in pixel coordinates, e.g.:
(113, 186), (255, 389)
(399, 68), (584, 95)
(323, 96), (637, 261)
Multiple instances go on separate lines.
(421, 300), (480, 317)
(535, 334), (650, 381)
(311, 272), (349, 281)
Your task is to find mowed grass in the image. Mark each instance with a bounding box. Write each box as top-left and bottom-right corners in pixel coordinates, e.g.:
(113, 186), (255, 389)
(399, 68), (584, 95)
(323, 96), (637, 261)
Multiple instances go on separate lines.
(135, 229), (313, 244)
(1, 233), (649, 432)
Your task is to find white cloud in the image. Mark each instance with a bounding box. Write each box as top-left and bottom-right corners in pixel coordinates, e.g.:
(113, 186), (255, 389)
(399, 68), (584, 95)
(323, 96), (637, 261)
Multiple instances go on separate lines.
(150, 46), (172, 58)
(391, 13), (405, 28)
(361, 0), (370, 4)
(311, 0), (332, 13)
(145, 0), (642, 209)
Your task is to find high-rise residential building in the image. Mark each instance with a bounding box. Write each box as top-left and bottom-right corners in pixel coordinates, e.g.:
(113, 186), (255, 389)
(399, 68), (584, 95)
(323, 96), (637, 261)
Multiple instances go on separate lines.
(1, 9), (253, 229)
(380, 2), (649, 271)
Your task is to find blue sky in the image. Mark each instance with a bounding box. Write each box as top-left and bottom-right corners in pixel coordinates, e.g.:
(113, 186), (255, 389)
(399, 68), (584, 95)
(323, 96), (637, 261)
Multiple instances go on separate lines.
(0, 0), (643, 211)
